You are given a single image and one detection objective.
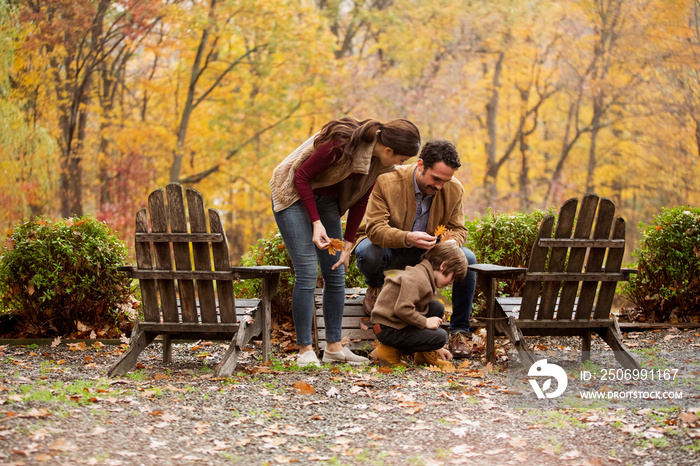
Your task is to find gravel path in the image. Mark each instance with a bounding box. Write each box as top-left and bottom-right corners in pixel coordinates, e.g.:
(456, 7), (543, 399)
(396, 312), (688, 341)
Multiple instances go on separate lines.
(1, 329), (699, 465)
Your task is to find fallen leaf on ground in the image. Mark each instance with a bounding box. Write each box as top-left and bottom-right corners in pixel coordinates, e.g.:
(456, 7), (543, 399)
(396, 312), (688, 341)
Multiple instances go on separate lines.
(508, 437), (527, 448)
(68, 342), (87, 351)
(293, 381), (316, 395)
(679, 412), (699, 424)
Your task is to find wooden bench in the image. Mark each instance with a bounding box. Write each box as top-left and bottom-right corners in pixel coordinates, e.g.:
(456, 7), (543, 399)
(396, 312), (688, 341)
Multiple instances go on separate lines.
(312, 287), (474, 352)
(471, 193), (641, 370)
(312, 288), (375, 352)
(108, 183), (288, 377)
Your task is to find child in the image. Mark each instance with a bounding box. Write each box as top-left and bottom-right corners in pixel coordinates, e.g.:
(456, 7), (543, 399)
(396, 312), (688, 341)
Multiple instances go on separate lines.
(369, 241), (468, 367)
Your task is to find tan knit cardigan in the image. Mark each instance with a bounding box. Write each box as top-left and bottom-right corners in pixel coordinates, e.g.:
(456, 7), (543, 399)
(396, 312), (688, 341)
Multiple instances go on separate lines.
(270, 133), (394, 215)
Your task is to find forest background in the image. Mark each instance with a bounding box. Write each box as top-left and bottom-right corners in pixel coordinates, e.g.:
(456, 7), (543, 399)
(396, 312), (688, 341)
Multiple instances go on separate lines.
(1, 0), (698, 263)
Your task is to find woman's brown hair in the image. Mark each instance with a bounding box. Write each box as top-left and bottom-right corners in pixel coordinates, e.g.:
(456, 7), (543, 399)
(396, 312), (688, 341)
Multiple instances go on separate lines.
(421, 242), (468, 282)
(314, 116), (421, 159)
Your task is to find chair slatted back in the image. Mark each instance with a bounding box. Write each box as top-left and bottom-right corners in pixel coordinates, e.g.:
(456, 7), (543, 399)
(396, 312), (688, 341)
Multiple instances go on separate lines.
(133, 183), (236, 324)
(518, 193), (626, 321)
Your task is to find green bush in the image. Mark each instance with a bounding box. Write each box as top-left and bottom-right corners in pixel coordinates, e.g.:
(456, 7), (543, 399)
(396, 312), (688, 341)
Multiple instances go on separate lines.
(465, 207), (555, 297)
(621, 206), (700, 322)
(0, 217), (134, 338)
(235, 229), (365, 324)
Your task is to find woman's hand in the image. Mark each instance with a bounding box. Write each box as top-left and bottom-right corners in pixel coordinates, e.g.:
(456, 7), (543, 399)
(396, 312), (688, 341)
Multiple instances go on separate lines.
(331, 241), (353, 271)
(425, 316), (443, 329)
(312, 221), (330, 250)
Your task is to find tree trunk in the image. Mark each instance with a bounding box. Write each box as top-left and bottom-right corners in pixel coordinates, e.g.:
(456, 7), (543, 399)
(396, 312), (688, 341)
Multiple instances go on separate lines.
(518, 131), (531, 212)
(586, 106), (602, 194)
(170, 0), (217, 183)
(483, 52), (504, 206)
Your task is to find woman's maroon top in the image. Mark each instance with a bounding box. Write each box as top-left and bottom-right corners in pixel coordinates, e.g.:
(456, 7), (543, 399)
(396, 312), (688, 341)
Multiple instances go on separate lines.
(293, 139), (374, 243)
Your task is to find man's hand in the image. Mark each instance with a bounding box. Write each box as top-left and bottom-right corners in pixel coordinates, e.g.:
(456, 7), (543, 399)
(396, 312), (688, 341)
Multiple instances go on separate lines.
(425, 316), (443, 329)
(406, 231), (437, 249)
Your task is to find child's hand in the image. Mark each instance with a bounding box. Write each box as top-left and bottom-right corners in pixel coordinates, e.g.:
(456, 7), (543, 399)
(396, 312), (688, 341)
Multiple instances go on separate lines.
(437, 347), (452, 361)
(425, 316), (443, 329)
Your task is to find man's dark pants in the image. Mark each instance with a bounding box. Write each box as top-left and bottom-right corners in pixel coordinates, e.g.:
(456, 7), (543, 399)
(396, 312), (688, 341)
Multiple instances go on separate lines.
(355, 238), (478, 334)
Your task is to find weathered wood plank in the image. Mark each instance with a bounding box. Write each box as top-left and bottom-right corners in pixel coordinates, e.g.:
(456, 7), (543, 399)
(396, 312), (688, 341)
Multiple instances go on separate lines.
(539, 197), (577, 320)
(124, 270), (236, 280)
(525, 272), (627, 282)
(209, 207), (237, 324)
(594, 217), (626, 319)
(167, 184), (198, 323)
(538, 238), (624, 248)
(514, 319), (614, 329)
(138, 322), (240, 333)
(575, 198), (615, 319)
(187, 189), (217, 323)
(557, 193), (598, 320)
(520, 215), (554, 319)
(149, 189), (178, 323)
(136, 233), (223, 243)
(134, 209), (160, 322)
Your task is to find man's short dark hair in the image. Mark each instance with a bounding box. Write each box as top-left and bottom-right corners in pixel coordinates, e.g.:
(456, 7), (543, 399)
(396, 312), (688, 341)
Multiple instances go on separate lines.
(419, 140), (461, 170)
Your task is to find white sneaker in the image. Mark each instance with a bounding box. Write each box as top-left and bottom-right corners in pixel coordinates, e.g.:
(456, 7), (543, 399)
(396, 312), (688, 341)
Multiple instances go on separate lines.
(297, 350), (320, 368)
(322, 347), (369, 366)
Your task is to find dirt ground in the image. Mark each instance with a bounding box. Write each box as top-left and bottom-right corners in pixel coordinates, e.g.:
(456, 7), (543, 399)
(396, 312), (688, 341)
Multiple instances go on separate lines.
(1, 328), (699, 465)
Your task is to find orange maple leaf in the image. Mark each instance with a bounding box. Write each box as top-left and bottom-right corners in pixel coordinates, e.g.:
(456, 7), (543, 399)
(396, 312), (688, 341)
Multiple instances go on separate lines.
(434, 225), (453, 242)
(325, 238), (345, 255)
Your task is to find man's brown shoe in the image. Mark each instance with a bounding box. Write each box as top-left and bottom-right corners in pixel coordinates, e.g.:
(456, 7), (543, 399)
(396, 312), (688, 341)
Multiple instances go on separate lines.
(448, 332), (473, 358)
(369, 343), (405, 367)
(414, 350), (452, 367)
(362, 286), (382, 316)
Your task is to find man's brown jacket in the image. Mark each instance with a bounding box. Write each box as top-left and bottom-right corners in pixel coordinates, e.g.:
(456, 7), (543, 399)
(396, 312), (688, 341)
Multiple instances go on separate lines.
(355, 163), (468, 248)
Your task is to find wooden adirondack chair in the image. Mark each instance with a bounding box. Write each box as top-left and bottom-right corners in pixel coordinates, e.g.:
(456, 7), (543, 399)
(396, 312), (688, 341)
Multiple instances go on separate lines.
(470, 193), (641, 370)
(108, 183), (288, 377)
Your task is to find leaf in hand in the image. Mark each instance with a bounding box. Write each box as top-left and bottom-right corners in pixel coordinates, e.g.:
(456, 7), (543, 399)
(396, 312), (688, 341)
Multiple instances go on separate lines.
(434, 225), (447, 237)
(434, 225), (453, 242)
(326, 238), (344, 255)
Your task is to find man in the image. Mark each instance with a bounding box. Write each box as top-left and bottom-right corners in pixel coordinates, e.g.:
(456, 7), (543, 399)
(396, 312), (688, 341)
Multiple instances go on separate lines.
(354, 140), (478, 358)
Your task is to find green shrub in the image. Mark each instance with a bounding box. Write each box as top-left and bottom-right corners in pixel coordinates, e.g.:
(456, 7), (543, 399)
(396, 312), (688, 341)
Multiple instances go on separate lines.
(465, 207), (555, 297)
(235, 229), (365, 324)
(621, 206), (700, 322)
(0, 217), (134, 338)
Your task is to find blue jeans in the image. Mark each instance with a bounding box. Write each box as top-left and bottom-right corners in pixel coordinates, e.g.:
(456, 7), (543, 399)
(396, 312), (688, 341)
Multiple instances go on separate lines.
(355, 238), (478, 333)
(273, 196), (345, 346)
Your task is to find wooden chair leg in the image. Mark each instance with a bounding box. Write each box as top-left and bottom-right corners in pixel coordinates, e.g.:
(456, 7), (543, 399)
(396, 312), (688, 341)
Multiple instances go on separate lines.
(108, 323), (157, 377)
(260, 274), (281, 362)
(581, 330), (592, 363)
(497, 316), (537, 367)
(238, 310), (263, 352)
(479, 275), (497, 364)
(163, 334), (172, 363)
(215, 334), (241, 377)
(598, 317), (641, 370)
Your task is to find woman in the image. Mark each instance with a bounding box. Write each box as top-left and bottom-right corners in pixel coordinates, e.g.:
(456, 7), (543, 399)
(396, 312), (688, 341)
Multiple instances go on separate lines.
(270, 117), (421, 367)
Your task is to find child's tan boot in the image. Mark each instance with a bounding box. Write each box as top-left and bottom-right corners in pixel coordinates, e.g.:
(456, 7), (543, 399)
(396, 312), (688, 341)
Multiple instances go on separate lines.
(369, 343), (405, 367)
(414, 350), (451, 367)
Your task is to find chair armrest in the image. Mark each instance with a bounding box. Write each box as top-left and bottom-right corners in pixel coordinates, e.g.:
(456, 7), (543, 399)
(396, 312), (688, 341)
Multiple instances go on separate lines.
(230, 266), (290, 280)
(470, 263), (527, 280)
(117, 265), (136, 277)
(621, 268), (638, 280)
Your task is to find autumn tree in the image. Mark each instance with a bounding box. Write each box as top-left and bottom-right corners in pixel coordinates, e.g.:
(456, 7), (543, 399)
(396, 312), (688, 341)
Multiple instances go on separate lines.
(13, 0), (159, 217)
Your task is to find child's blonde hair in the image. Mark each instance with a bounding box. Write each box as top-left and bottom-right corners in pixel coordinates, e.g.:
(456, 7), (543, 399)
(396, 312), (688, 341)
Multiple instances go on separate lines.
(421, 241), (468, 282)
